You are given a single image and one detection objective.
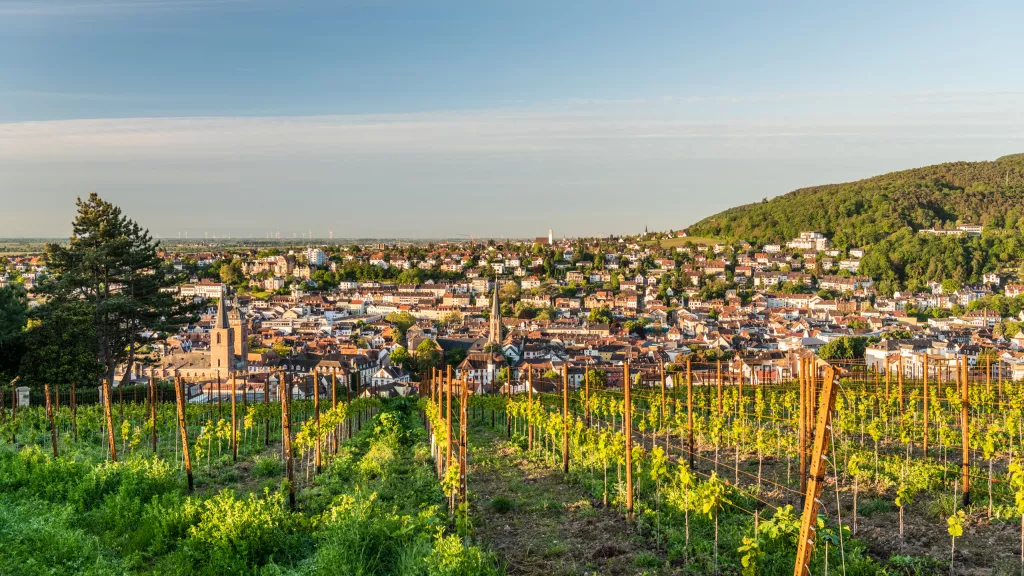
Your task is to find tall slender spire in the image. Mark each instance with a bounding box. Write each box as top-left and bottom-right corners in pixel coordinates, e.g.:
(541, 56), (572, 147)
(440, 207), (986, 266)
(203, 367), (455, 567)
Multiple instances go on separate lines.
(489, 275), (501, 345)
(214, 286), (229, 329)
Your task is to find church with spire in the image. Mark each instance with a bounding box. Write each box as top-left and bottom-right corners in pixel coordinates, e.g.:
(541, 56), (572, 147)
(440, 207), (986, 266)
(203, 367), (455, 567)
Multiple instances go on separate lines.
(210, 286), (248, 373)
(454, 275), (508, 393)
(488, 275), (502, 346)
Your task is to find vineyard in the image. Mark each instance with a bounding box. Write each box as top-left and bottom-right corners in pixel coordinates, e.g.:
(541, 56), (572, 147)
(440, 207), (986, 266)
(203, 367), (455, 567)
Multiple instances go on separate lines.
(3, 358), (1024, 575)
(0, 375), (498, 575)
(423, 358), (1024, 576)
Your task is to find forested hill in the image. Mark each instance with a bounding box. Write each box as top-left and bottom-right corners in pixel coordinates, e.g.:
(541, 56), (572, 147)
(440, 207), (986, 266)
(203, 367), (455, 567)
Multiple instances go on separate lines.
(687, 154), (1024, 293)
(690, 154), (1024, 247)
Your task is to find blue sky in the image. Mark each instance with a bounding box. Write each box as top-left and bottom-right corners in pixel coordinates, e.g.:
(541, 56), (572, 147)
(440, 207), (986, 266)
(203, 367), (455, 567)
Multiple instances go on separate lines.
(2, 0), (1024, 238)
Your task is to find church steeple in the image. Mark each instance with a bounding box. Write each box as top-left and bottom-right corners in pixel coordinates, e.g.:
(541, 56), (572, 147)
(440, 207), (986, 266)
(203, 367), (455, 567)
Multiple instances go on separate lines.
(488, 275), (501, 345)
(211, 285), (234, 372)
(214, 287), (230, 330)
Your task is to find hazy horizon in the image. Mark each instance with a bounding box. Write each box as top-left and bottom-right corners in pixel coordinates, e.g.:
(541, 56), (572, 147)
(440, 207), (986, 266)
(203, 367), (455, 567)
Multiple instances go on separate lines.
(3, 1), (1024, 238)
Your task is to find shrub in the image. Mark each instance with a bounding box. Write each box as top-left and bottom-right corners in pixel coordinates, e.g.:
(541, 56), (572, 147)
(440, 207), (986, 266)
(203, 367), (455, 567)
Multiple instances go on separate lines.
(75, 455), (180, 512)
(304, 491), (408, 575)
(425, 533), (500, 576)
(180, 489), (309, 574)
(487, 496), (514, 514)
(0, 495), (123, 576)
(358, 440), (396, 479)
(253, 455), (285, 478)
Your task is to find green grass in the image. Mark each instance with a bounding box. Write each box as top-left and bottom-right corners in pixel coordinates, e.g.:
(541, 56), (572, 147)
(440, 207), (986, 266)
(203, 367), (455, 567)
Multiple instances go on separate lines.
(487, 496), (515, 514)
(0, 398), (502, 576)
(252, 455), (284, 478)
(858, 498), (893, 517)
(632, 550), (661, 569)
(543, 541), (567, 557)
(651, 235), (726, 249)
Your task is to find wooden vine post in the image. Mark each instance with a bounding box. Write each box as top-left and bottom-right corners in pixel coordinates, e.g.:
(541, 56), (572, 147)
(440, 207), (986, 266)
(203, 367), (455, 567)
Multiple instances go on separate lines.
(687, 358), (694, 470)
(331, 368), (338, 453)
(885, 358), (891, 401)
(103, 377), (118, 462)
(150, 375), (157, 453)
(737, 365), (743, 417)
(280, 372), (295, 510)
(799, 358), (807, 495)
(716, 359), (723, 424)
(660, 362), (666, 427)
(898, 356), (904, 414)
(923, 355), (929, 455)
(715, 359), (723, 472)
(71, 381), (78, 442)
(585, 366), (591, 427)
(459, 376), (468, 506)
(432, 369), (441, 479)
(562, 364), (570, 474)
(173, 374), (194, 493)
(345, 368), (352, 440)
(961, 357), (971, 505)
(446, 366), (453, 476)
(808, 360), (816, 443)
(231, 373), (238, 463)
(528, 368), (534, 451)
(53, 383), (59, 437)
(999, 358), (1004, 398)
(263, 375), (271, 447)
(624, 361), (634, 518)
(793, 366), (839, 576)
(986, 355), (991, 395)
(313, 373), (321, 474)
(45, 383), (58, 458)
(506, 363), (513, 438)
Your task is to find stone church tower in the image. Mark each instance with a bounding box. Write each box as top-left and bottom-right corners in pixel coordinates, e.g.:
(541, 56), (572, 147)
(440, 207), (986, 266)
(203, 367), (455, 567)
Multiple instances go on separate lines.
(210, 288), (235, 373)
(488, 276), (502, 346)
(229, 295), (248, 365)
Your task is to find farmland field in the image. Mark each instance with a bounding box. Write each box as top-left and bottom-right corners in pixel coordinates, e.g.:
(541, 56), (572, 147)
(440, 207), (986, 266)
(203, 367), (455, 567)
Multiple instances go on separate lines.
(3, 360), (1022, 575)
(0, 391), (497, 575)
(649, 236), (726, 249)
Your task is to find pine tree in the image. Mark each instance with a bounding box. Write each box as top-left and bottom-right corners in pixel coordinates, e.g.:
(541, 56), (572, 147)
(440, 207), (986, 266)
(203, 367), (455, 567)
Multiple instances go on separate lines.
(38, 193), (197, 460)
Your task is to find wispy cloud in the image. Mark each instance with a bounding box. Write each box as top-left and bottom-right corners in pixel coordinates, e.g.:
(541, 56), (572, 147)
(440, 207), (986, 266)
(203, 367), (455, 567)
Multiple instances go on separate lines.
(2, 97), (1023, 163)
(2, 95), (1022, 238)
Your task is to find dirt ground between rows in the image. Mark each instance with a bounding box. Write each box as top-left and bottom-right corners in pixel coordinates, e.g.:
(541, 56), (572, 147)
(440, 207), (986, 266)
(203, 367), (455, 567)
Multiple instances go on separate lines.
(467, 426), (681, 576)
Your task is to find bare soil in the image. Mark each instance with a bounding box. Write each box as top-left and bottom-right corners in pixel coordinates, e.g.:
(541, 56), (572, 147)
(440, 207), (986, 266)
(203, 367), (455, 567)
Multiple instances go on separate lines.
(467, 424), (681, 576)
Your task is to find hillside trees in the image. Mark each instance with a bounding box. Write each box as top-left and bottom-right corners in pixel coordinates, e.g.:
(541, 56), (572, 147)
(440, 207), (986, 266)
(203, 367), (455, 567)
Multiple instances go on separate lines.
(689, 155), (1024, 291)
(0, 285), (27, 380)
(817, 336), (871, 360)
(36, 194), (196, 458)
(18, 300), (102, 389)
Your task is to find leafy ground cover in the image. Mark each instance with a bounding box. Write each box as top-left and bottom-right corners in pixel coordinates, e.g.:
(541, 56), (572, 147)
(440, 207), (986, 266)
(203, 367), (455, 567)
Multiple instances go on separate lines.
(0, 397), (498, 576)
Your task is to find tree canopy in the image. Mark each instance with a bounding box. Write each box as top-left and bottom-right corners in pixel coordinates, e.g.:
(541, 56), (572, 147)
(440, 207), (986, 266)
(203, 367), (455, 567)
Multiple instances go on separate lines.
(817, 336), (871, 360)
(37, 193), (197, 386)
(688, 155), (1024, 292)
(0, 285), (28, 380)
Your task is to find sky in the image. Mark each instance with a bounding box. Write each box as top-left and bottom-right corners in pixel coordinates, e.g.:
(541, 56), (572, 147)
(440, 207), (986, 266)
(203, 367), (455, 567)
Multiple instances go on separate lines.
(2, 0), (1024, 239)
